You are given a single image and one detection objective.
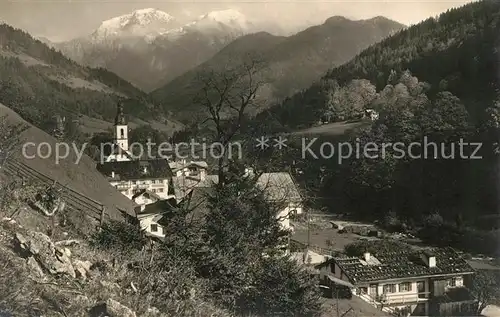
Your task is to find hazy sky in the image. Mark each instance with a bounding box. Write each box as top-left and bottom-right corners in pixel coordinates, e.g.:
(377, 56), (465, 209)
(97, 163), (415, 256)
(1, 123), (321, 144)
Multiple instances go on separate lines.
(1, 0), (476, 42)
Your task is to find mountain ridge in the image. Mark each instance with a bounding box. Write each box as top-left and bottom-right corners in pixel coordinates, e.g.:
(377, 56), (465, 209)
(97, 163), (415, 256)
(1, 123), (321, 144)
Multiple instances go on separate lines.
(149, 15), (405, 123)
(55, 8), (258, 91)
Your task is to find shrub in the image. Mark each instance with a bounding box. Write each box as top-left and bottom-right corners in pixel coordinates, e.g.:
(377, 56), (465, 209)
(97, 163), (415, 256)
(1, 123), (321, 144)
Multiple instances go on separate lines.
(90, 220), (146, 252)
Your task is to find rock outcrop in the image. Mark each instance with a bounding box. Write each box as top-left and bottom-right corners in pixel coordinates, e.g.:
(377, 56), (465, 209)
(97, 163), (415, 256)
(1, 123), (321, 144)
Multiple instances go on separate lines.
(15, 231), (76, 278)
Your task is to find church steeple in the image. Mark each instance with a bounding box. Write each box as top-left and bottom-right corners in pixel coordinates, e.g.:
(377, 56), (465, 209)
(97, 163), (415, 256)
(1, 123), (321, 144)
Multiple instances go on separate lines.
(113, 102), (129, 154)
(115, 102), (127, 125)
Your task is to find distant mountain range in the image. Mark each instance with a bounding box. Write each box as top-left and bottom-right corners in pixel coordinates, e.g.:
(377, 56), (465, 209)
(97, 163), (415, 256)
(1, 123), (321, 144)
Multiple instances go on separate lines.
(149, 16), (405, 124)
(54, 8), (267, 91)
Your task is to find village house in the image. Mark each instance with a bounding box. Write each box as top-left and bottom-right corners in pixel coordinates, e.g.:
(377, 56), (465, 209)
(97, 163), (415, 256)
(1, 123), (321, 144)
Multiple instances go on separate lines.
(255, 171), (303, 231)
(132, 198), (177, 239)
(170, 160), (218, 202)
(97, 159), (175, 200)
(316, 247), (476, 316)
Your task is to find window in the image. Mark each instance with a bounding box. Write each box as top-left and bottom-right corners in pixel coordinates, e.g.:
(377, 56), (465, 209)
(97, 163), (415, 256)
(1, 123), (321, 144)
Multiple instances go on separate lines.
(151, 224), (158, 232)
(399, 282), (412, 292)
(383, 284), (396, 293)
(330, 263), (336, 274)
(447, 278), (457, 287)
(158, 188), (164, 193)
(120, 128), (124, 138)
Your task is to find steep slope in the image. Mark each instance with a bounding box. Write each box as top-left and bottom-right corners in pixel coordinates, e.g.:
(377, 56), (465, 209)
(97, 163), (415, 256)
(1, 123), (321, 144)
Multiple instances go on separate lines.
(0, 23), (172, 135)
(56, 9), (256, 91)
(150, 16), (404, 124)
(0, 102), (136, 234)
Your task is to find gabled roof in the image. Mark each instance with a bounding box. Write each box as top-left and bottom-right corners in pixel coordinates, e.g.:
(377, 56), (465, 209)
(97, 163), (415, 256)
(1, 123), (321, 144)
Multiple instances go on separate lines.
(172, 174), (218, 201)
(135, 198), (177, 216)
(131, 188), (161, 201)
(170, 160), (209, 172)
(97, 159), (172, 181)
(256, 172), (302, 202)
(328, 247), (474, 284)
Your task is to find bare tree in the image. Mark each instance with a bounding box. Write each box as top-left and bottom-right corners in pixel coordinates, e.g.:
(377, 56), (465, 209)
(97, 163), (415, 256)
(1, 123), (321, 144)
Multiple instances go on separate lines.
(195, 59), (264, 187)
(472, 271), (500, 315)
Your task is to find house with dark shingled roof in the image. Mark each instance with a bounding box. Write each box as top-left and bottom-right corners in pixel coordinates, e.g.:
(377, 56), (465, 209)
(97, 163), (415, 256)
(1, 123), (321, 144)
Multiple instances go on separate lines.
(316, 246), (477, 316)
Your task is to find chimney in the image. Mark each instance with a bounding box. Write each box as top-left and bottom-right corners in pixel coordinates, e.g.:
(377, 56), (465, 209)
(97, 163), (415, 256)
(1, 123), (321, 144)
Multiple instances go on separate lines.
(363, 252), (371, 262)
(200, 168), (206, 181)
(420, 250), (436, 268)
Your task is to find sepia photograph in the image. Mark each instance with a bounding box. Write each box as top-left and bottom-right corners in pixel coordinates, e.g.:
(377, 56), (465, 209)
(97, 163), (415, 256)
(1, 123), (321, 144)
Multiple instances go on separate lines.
(1, 0), (500, 316)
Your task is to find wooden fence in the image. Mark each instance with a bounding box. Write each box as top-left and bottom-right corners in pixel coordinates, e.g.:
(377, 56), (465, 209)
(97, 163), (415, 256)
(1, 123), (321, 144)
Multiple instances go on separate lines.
(3, 160), (106, 222)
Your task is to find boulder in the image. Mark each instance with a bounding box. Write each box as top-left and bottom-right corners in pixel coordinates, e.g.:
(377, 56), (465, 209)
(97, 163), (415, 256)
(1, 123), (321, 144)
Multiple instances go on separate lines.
(26, 256), (46, 281)
(73, 259), (93, 280)
(15, 231), (75, 278)
(105, 299), (136, 317)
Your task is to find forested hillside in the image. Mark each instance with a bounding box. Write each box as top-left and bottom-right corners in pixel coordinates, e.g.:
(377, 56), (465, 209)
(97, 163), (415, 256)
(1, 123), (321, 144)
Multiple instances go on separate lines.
(261, 0), (499, 129)
(250, 0), (500, 256)
(0, 24), (162, 135)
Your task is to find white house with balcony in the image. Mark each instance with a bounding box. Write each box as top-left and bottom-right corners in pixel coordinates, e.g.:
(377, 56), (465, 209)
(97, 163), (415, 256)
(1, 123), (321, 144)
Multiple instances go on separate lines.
(316, 247), (476, 316)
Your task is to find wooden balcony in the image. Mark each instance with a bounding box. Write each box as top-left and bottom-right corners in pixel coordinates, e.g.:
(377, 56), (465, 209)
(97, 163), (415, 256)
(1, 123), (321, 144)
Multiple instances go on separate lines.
(374, 292), (430, 305)
(116, 184), (130, 190)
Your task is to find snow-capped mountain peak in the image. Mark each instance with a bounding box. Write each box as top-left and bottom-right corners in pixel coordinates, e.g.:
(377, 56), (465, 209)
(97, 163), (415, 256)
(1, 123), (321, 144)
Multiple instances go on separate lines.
(92, 8), (176, 41)
(201, 9), (246, 23)
(194, 9), (253, 31)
